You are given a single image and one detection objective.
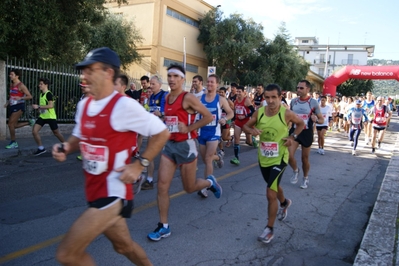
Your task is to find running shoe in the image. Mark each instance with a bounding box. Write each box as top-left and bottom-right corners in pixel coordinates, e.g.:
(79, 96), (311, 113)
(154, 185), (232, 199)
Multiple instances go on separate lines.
(133, 174), (146, 195)
(252, 136), (259, 148)
(350, 142), (354, 147)
(300, 178), (309, 189)
(372, 148), (375, 154)
(33, 148), (46, 156)
(207, 175), (222, 198)
(278, 199), (292, 221)
(29, 119), (36, 127)
(257, 226), (274, 243)
(141, 180), (154, 190)
(197, 188), (208, 198)
(352, 150), (356, 156)
(216, 156), (224, 169)
(290, 169), (299, 184)
(320, 149), (325, 155)
(5, 141), (18, 149)
(378, 141), (381, 148)
(217, 150), (225, 159)
(317, 148), (321, 154)
(230, 157), (240, 166)
(147, 223), (171, 241)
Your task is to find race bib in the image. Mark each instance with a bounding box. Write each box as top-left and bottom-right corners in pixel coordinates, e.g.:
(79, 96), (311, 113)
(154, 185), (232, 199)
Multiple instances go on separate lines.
(260, 142), (279, 158)
(352, 114), (361, 125)
(165, 116), (179, 133)
(80, 142), (109, 175)
(206, 114), (217, 126)
(235, 107), (244, 115)
(375, 116), (386, 123)
(149, 106), (160, 113)
(9, 99), (18, 105)
(295, 114), (309, 129)
(40, 109), (48, 114)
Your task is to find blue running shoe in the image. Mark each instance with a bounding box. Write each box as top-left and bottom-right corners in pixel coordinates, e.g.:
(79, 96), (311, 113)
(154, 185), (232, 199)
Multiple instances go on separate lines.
(207, 175), (222, 198)
(147, 223), (171, 241)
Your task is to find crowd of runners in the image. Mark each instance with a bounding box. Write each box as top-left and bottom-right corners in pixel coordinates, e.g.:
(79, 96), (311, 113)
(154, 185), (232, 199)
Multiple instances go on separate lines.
(6, 47), (395, 265)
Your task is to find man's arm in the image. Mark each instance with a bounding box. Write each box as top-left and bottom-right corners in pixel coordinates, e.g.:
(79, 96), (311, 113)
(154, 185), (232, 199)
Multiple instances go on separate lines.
(220, 97), (234, 121)
(243, 109), (260, 135)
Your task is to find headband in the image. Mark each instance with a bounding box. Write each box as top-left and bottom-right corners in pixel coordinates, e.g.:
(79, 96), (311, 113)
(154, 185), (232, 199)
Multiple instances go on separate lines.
(168, 68), (185, 78)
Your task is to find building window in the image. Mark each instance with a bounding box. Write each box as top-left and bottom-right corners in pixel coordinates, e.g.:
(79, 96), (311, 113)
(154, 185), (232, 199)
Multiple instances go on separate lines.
(164, 58), (198, 73)
(166, 7), (199, 28)
(301, 40), (309, 43)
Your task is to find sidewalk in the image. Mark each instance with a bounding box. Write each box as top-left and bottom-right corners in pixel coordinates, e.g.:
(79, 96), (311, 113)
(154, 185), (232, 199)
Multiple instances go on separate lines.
(0, 124), (74, 159)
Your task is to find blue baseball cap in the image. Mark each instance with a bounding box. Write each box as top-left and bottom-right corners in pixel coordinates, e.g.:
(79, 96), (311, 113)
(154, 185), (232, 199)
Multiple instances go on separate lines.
(355, 99), (362, 104)
(75, 47), (120, 69)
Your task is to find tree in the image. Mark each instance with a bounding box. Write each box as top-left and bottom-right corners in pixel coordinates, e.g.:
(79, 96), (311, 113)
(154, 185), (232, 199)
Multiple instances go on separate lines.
(337, 79), (374, 96)
(198, 10), (264, 82)
(85, 14), (142, 70)
(0, 0), (141, 67)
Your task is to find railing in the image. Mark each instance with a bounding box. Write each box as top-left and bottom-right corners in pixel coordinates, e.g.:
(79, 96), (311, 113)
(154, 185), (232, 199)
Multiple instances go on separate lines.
(341, 59), (359, 65)
(5, 57), (81, 122)
(313, 59), (330, 64)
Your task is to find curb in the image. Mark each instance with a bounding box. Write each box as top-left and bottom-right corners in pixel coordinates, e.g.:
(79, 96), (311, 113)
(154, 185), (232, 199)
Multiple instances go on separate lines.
(353, 131), (399, 266)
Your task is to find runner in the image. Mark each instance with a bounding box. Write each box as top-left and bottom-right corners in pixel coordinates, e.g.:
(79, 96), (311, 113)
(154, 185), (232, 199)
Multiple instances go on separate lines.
(316, 96), (332, 155)
(52, 47), (169, 265)
(243, 83), (304, 243)
(252, 84), (264, 110)
(4, 69), (33, 149)
(362, 91), (375, 145)
(218, 87), (235, 150)
(230, 85), (257, 166)
(197, 74), (233, 198)
(141, 74), (168, 190)
(370, 96), (391, 153)
(31, 77), (65, 155)
(289, 80), (324, 189)
(346, 99), (369, 156)
(147, 64), (222, 242)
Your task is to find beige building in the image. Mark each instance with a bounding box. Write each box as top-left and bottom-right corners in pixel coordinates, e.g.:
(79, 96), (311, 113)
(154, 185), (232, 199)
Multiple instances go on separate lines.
(105, 0), (214, 89)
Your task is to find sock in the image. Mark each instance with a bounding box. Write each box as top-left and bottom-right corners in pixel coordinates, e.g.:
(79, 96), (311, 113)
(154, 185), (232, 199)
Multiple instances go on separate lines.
(147, 176), (153, 182)
(281, 199), (288, 207)
(208, 179), (214, 188)
(304, 176), (309, 180)
(234, 144), (240, 159)
(267, 226), (273, 231)
(294, 168), (299, 173)
(39, 146), (44, 150)
(163, 223), (169, 228)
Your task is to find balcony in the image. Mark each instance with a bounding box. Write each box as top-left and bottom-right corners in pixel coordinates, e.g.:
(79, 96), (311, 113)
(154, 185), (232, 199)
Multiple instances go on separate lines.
(341, 59), (359, 65)
(313, 59), (330, 64)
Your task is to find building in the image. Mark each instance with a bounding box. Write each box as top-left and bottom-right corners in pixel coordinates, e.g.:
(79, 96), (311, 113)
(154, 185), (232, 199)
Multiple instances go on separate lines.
(294, 37), (375, 78)
(105, 0), (214, 89)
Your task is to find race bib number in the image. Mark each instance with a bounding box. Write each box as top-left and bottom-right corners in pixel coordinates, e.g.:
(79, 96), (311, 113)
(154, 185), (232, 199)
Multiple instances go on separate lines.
(235, 107), (244, 115)
(40, 109), (48, 114)
(80, 142), (109, 175)
(260, 142), (279, 158)
(9, 99), (18, 105)
(352, 114), (361, 125)
(295, 114), (309, 129)
(206, 114), (217, 126)
(149, 106), (160, 113)
(375, 116), (386, 123)
(165, 116), (179, 133)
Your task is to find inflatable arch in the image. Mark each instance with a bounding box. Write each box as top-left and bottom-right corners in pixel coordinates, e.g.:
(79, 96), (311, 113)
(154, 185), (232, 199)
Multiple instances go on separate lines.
(323, 65), (399, 96)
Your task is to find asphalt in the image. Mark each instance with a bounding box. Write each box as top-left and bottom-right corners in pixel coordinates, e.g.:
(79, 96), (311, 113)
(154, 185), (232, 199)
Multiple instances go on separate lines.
(1, 116), (399, 265)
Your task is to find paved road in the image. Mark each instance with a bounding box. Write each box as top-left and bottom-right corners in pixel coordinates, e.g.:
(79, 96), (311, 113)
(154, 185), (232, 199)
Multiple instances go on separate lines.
(0, 116), (398, 266)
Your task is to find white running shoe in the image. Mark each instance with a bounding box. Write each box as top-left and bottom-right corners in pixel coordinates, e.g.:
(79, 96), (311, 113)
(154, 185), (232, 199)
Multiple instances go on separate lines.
(352, 150), (356, 156)
(290, 170), (299, 184)
(300, 178), (309, 189)
(320, 149), (325, 155)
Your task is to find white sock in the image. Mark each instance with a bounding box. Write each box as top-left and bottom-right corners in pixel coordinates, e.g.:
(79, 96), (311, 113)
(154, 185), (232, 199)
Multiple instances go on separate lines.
(39, 146), (44, 150)
(208, 179), (213, 188)
(147, 177), (153, 182)
(163, 223), (169, 228)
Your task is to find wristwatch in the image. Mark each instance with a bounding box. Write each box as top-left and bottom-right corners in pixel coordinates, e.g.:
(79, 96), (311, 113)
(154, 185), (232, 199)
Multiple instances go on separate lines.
(290, 133), (298, 139)
(138, 156), (150, 167)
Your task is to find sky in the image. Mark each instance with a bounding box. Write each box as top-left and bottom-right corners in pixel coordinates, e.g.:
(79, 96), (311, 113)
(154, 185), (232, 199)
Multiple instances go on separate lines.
(204, 0), (399, 61)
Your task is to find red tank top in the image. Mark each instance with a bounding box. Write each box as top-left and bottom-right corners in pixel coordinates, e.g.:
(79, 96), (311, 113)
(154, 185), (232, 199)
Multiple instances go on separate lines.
(164, 92), (197, 142)
(9, 82), (25, 105)
(80, 93), (138, 202)
(373, 106), (387, 127)
(234, 97), (250, 120)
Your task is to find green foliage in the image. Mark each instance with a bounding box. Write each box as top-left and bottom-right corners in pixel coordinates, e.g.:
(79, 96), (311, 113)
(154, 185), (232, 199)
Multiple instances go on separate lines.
(337, 79), (374, 96)
(198, 16), (308, 88)
(85, 14), (142, 69)
(0, 0), (140, 66)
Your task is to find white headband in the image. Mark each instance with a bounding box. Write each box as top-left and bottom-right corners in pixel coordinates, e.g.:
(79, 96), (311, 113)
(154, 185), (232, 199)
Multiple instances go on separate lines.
(168, 68), (185, 78)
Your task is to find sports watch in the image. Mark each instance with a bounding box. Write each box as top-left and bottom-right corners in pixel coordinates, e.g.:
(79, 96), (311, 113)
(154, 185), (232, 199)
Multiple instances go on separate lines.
(290, 133), (298, 139)
(139, 156), (150, 167)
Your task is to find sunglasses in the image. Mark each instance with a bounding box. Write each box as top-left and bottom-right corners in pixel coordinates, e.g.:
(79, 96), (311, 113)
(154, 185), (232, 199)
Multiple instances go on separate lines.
(296, 86), (305, 90)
